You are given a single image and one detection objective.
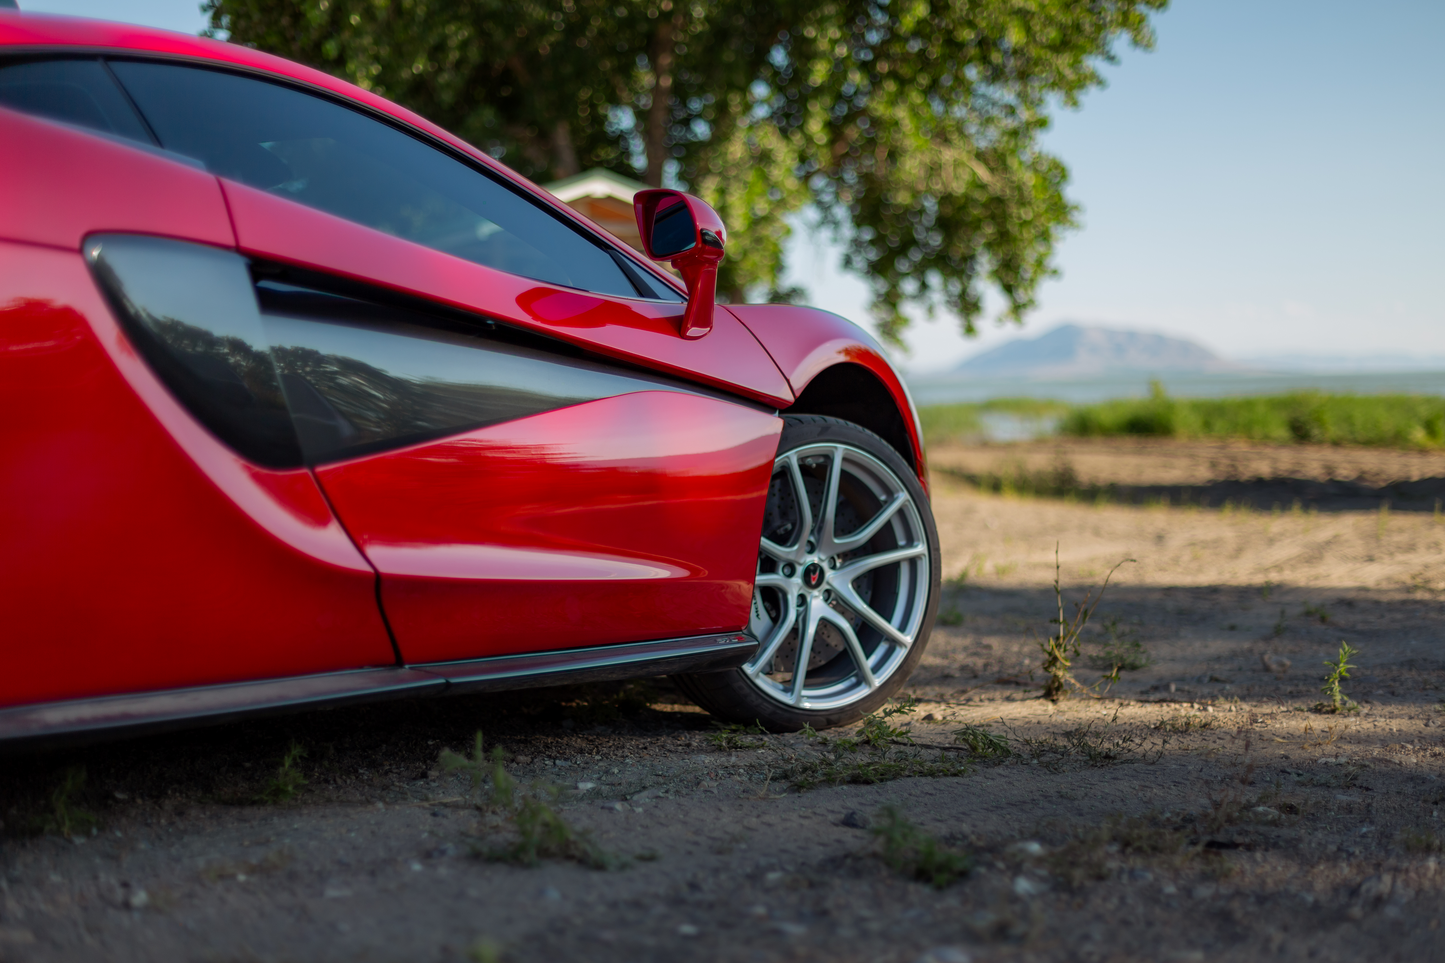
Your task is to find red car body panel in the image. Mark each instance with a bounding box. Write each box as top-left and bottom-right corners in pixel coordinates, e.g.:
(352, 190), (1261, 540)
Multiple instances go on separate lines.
(0, 241), (397, 706)
(0, 13), (927, 736)
(724, 304), (928, 487)
(222, 180), (794, 407)
(315, 392), (783, 664)
(0, 106), (234, 251)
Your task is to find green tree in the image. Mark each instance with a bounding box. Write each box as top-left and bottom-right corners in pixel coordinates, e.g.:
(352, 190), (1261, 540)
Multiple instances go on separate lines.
(206, 0), (1165, 341)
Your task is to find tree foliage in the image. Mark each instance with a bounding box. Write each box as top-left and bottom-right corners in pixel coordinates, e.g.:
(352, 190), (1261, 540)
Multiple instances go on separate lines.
(206, 0), (1166, 342)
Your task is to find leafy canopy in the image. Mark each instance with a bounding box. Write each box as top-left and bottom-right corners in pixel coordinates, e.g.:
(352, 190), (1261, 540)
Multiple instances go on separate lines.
(206, 0), (1166, 343)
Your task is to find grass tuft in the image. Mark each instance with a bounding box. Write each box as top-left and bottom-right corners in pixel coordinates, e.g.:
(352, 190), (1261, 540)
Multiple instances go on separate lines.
(708, 720), (768, 750)
(871, 805), (973, 888)
(256, 741), (308, 804)
(444, 731), (616, 870)
(952, 724), (1011, 759)
(787, 754), (972, 790)
(1018, 711), (1158, 770)
(1399, 827), (1445, 854)
(38, 766), (98, 839)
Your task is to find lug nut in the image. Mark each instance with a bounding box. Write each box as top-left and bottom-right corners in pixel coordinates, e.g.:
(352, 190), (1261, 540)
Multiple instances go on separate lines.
(782, 563), (795, 578)
(796, 595), (807, 608)
(805, 539), (816, 554)
(823, 589), (833, 603)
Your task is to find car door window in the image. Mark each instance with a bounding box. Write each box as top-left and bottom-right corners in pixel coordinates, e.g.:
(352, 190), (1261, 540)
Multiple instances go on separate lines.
(0, 58), (152, 144)
(255, 278), (688, 463)
(106, 60), (649, 299)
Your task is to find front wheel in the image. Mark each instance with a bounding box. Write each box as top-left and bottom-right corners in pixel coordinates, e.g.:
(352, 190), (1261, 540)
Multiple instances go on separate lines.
(674, 415), (941, 731)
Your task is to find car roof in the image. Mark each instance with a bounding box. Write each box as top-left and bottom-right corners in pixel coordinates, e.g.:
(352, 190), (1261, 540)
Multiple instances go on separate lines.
(0, 11), (685, 295)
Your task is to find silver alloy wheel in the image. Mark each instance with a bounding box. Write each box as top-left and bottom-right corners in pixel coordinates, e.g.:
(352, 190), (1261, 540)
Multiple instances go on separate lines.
(745, 442), (931, 711)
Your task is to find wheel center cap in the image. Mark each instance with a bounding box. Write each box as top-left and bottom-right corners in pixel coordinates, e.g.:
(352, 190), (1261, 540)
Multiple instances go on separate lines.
(802, 562), (826, 590)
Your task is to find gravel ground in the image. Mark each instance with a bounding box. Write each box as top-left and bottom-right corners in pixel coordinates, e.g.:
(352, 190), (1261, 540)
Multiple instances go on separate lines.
(2, 439), (1443, 963)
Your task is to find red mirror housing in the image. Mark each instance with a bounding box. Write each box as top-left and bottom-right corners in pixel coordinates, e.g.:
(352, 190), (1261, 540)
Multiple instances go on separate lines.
(634, 189), (726, 339)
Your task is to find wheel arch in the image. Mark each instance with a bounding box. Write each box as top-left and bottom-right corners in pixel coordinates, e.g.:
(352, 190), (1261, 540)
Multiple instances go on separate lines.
(722, 303), (927, 491)
(786, 363), (917, 476)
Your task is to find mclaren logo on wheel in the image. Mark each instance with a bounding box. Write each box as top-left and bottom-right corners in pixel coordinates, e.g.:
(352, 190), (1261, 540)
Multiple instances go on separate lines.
(803, 562), (825, 589)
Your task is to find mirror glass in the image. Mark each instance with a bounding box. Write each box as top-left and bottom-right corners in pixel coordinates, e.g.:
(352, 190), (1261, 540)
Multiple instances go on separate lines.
(650, 200), (697, 258)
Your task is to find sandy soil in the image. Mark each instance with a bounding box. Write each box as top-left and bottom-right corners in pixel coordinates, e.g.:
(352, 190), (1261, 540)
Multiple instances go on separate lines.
(2, 439), (1443, 963)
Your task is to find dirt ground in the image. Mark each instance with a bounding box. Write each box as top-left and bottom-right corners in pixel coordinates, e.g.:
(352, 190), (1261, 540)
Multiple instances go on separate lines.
(3, 439), (1444, 963)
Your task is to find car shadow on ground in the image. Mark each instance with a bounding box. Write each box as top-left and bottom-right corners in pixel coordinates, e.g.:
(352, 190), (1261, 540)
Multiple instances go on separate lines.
(3, 579), (1441, 835)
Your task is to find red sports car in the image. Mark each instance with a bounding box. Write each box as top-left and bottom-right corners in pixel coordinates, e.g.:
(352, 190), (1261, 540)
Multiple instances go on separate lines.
(0, 11), (940, 745)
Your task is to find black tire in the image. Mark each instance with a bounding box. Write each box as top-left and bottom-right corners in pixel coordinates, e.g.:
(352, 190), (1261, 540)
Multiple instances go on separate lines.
(674, 415), (941, 731)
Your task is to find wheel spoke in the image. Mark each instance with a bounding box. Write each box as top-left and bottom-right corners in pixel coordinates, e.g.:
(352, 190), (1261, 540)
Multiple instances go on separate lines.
(830, 491), (908, 552)
(816, 446), (844, 553)
(759, 537), (794, 563)
(831, 581), (913, 648)
(754, 573), (792, 592)
(746, 596), (797, 677)
(833, 543), (927, 584)
(783, 454), (813, 558)
(819, 605), (878, 690)
(788, 599), (822, 705)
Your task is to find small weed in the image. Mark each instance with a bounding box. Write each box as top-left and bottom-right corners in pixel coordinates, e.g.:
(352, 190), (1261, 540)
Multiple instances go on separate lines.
(1153, 714), (1219, 734)
(937, 606), (964, 627)
(871, 806), (973, 888)
(1018, 711), (1157, 770)
(837, 698), (918, 750)
(1039, 545), (1134, 701)
(952, 724), (1011, 759)
(1271, 608), (1288, 638)
(38, 766), (98, 839)
(256, 741), (308, 804)
(1313, 641), (1360, 713)
(788, 754), (971, 790)
(1299, 720), (1346, 750)
(800, 722), (820, 739)
(1398, 828), (1444, 854)
(1302, 603), (1331, 625)
(1260, 581), (1275, 602)
(709, 721), (768, 750)
(440, 731), (492, 804)
(1085, 617), (1152, 674)
(467, 939), (504, 963)
(1377, 500), (1390, 538)
(447, 731), (616, 869)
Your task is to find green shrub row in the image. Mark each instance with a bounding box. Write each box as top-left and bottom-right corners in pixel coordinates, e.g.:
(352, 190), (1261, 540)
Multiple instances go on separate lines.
(921, 385), (1445, 450)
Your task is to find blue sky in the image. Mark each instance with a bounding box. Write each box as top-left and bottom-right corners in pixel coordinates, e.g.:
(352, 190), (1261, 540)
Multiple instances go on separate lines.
(19, 0), (1445, 370)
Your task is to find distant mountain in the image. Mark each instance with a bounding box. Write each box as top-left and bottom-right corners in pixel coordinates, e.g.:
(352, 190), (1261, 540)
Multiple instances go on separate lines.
(952, 323), (1237, 379)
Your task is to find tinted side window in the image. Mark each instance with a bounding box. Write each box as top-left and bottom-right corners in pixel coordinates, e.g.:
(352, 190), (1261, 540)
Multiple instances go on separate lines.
(107, 61), (644, 299)
(0, 59), (152, 144)
(87, 234), (697, 468)
(256, 280), (682, 463)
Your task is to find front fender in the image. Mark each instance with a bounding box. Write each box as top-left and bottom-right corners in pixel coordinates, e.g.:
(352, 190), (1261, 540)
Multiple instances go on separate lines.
(724, 304), (927, 490)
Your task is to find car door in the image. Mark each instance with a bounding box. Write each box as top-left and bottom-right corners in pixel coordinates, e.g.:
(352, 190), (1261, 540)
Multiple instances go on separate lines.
(0, 63), (398, 709)
(108, 59), (787, 665)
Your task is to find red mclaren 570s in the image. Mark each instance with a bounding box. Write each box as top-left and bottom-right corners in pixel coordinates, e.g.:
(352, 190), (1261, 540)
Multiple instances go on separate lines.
(0, 11), (941, 746)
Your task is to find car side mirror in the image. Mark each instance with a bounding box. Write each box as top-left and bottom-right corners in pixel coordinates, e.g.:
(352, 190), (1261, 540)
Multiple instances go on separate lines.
(634, 189), (726, 339)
